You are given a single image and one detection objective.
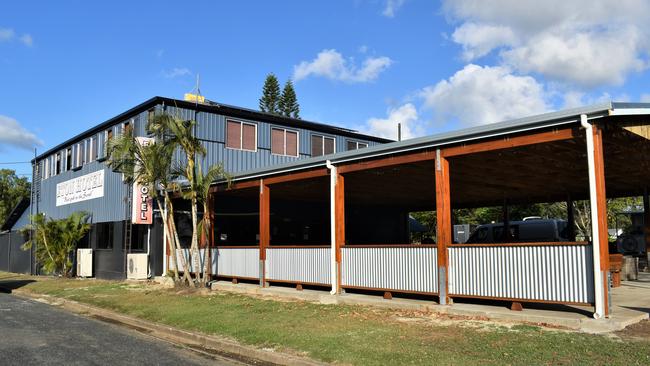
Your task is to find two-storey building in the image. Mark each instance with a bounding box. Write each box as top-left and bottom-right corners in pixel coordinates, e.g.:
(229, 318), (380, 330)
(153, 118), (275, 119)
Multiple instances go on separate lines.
(25, 96), (390, 279)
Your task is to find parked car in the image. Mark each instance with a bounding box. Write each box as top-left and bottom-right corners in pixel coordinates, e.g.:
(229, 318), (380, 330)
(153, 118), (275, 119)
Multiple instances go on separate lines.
(465, 218), (568, 244)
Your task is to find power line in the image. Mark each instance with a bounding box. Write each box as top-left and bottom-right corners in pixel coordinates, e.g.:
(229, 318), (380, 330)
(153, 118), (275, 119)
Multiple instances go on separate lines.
(0, 161), (31, 164)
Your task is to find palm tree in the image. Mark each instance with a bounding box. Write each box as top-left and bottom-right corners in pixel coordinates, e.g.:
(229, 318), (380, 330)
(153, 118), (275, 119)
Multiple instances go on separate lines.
(106, 125), (193, 285)
(22, 212), (91, 277)
(192, 159), (231, 285)
(153, 114), (207, 286)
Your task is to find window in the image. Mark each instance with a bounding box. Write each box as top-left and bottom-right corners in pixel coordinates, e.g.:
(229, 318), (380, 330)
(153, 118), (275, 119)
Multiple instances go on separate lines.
(311, 134), (335, 157)
(271, 128), (298, 157)
(90, 136), (98, 162)
(66, 148), (72, 171)
(76, 142), (85, 167)
(347, 140), (369, 151)
(95, 222), (114, 250)
(43, 159), (49, 179)
(129, 224), (147, 252)
(226, 120), (256, 152)
(123, 121), (132, 136)
(55, 153), (61, 175)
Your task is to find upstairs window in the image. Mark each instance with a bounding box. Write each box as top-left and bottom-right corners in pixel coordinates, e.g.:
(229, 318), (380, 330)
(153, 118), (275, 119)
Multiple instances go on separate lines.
(43, 158), (49, 179)
(90, 136), (97, 162)
(271, 128), (298, 157)
(226, 120), (256, 152)
(66, 148), (72, 171)
(123, 120), (132, 136)
(55, 153), (61, 175)
(311, 135), (335, 157)
(76, 142), (85, 168)
(346, 140), (368, 151)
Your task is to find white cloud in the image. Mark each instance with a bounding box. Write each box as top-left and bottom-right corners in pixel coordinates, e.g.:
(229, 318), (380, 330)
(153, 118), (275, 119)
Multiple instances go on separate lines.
(293, 49), (392, 83)
(0, 115), (43, 151)
(163, 67), (191, 78)
(0, 27), (33, 46)
(641, 94), (650, 103)
(452, 22), (517, 61)
(442, 0), (650, 87)
(420, 64), (549, 127)
(382, 0), (406, 18)
(18, 34), (32, 47)
(362, 103), (422, 140)
(0, 28), (14, 42)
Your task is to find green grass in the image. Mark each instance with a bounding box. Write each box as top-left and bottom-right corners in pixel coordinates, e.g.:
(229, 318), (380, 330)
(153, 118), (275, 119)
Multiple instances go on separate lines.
(2, 272), (649, 365)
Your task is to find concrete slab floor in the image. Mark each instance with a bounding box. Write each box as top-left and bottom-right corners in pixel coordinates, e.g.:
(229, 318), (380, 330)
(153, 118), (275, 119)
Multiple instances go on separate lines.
(211, 279), (649, 334)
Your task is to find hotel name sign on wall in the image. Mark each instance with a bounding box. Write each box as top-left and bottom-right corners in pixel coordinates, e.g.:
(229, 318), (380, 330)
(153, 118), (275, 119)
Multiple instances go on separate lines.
(56, 170), (105, 206)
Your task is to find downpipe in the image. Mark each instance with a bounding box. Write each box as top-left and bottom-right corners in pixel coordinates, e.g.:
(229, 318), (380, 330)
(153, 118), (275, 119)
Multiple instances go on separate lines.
(326, 160), (338, 295)
(581, 114), (605, 319)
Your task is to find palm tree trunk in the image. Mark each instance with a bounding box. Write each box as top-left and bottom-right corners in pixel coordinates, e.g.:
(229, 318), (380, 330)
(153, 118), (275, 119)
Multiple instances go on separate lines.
(165, 192), (193, 286)
(187, 158), (201, 286)
(157, 197), (179, 282)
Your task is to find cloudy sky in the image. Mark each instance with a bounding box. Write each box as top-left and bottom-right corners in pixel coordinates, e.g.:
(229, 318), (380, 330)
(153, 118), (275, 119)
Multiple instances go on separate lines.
(2, 1), (650, 178)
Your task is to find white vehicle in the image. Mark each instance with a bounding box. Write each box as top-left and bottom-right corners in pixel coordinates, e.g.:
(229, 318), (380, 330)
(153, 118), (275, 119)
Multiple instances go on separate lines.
(466, 218), (568, 244)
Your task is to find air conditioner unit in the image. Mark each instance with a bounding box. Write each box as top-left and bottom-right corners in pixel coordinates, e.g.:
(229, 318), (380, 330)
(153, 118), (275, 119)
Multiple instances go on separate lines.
(77, 248), (93, 277)
(127, 253), (149, 280)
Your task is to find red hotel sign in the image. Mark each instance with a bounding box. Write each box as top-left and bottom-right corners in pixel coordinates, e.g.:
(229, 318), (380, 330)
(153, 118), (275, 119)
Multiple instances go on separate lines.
(132, 137), (154, 225)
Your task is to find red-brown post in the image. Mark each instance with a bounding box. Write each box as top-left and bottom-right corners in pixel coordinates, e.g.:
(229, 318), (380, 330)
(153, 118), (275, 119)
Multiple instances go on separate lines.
(435, 149), (451, 305)
(259, 180), (270, 287)
(335, 173), (345, 293)
(592, 124), (610, 316)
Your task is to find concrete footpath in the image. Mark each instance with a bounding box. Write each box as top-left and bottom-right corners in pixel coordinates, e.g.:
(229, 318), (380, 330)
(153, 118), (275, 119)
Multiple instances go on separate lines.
(210, 280), (649, 334)
(10, 288), (326, 366)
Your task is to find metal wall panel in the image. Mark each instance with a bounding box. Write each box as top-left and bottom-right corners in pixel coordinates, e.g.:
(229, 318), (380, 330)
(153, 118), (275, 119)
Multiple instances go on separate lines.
(341, 246), (438, 293)
(213, 247), (260, 278)
(38, 162), (128, 222)
(266, 247), (331, 285)
(448, 245), (595, 303)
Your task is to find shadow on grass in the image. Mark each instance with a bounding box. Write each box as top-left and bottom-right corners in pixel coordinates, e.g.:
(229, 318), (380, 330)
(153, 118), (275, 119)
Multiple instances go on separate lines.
(0, 279), (35, 294)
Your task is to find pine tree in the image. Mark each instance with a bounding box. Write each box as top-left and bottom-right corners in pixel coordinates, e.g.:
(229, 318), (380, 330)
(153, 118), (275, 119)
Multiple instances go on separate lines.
(259, 73), (281, 114)
(279, 79), (300, 119)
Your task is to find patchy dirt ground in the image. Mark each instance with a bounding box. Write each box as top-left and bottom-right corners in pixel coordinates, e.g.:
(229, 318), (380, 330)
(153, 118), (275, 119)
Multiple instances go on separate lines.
(616, 319), (650, 341)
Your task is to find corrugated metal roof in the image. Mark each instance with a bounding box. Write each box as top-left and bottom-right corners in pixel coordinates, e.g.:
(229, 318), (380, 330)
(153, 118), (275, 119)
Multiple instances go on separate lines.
(219, 101), (650, 183)
(33, 96), (392, 162)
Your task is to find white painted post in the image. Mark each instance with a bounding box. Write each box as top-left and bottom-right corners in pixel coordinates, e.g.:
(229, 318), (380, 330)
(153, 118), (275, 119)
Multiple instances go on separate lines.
(581, 114), (605, 319)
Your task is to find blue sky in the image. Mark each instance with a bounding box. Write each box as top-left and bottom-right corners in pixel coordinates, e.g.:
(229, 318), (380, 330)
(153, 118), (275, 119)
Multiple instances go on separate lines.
(2, 0), (650, 179)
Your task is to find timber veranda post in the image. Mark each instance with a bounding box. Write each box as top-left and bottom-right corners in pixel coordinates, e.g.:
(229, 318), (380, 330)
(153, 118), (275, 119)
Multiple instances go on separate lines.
(435, 149), (451, 305)
(335, 172), (345, 294)
(591, 123), (611, 317)
(259, 179), (270, 287)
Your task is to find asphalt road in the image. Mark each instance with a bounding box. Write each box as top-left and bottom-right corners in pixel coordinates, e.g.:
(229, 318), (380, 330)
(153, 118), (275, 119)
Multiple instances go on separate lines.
(0, 293), (244, 366)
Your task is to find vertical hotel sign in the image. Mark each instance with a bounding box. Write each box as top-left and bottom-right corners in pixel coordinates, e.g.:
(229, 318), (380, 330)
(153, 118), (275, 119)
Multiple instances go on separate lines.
(131, 137), (154, 225)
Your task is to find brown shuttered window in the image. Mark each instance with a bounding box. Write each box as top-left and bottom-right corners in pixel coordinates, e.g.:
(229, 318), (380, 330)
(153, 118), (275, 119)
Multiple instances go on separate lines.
(271, 128), (284, 155)
(324, 136), (335, 155)
(347, 140), (368, 151)
(226, 120), (242, 149)
(226, 120), (257, 151)
(311, 135), (323, 157)
(286, 131), (298, 157)
(311, 135), (335, 157)
(272, 127), (299, 157)
(242, 123), (256, 151)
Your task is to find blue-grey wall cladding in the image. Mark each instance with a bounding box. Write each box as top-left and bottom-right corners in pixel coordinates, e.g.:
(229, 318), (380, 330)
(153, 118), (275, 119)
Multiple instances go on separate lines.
(38, 162), (128, 223)
(163, 105), (380, 175)
(35, 101), (382, 223)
